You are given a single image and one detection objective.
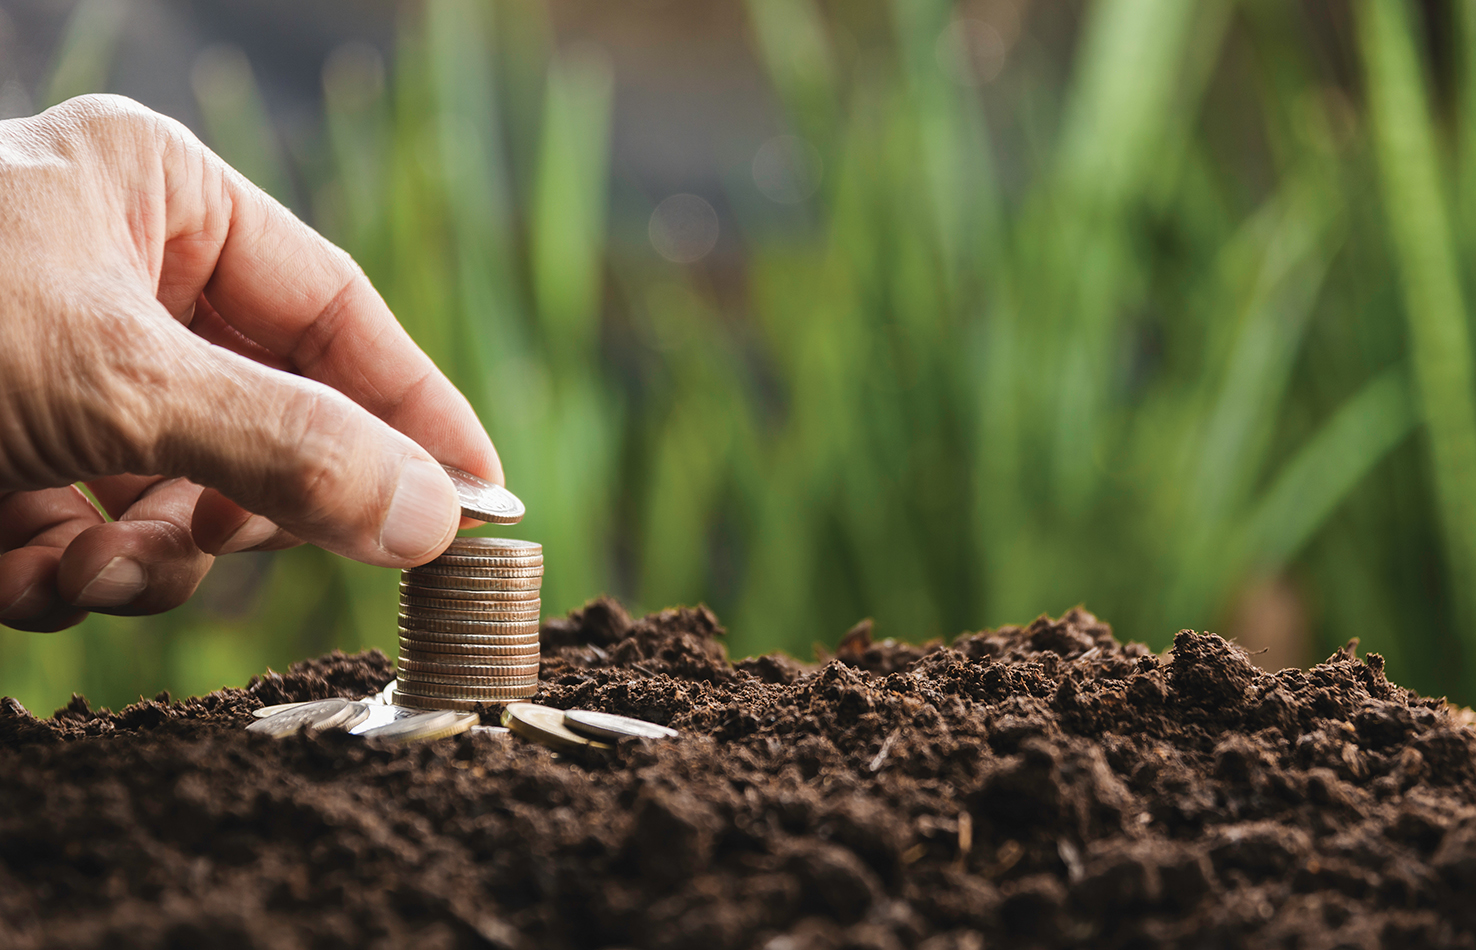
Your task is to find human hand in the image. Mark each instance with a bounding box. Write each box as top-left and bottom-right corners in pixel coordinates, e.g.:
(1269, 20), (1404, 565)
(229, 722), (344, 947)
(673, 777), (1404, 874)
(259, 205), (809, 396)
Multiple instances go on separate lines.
(0, 95), (502, 632)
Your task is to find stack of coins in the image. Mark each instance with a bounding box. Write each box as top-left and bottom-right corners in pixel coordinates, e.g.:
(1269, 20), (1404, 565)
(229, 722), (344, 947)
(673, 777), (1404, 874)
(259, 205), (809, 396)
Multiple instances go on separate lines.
(394, 537), (543, 710)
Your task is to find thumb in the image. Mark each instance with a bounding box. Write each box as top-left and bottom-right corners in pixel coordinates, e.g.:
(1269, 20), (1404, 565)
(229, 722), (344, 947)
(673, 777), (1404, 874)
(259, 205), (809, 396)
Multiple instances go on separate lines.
(150, 336), (461, 567)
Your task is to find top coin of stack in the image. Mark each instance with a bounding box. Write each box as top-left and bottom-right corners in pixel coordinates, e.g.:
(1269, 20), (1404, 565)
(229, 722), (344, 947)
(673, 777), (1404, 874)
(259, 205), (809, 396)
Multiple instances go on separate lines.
(395, 537), (543, 711)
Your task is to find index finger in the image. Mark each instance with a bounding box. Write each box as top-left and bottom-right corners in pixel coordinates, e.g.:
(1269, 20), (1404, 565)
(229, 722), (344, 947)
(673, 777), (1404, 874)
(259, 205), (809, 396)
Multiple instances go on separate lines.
(157, 128), (504, 486)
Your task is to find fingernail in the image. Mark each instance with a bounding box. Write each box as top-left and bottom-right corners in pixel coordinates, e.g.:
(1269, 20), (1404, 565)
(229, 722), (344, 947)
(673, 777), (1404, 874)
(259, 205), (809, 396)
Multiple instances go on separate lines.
(0, 582), (38, 619)
(380, 458), (457, 561)
(219, 516), (278, 554)
(75, 557), (147, 608)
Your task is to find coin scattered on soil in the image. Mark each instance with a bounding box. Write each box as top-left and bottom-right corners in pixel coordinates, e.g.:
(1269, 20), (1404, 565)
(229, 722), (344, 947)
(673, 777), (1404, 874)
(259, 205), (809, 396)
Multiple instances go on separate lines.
(502, 703), (612, 753)
(563, 709), (679, 741)
(358, 710), (479, 743)
(442, 465), (526, 524)
(245, 698), (370, 737)
(251, 701), (309, 719)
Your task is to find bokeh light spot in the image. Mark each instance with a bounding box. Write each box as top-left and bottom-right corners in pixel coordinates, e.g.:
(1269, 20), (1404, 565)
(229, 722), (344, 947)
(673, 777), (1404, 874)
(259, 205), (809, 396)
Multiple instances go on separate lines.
(935, 19), (1007, 87)
(649, 193), (720, 263)
(752, 134), (823, 204)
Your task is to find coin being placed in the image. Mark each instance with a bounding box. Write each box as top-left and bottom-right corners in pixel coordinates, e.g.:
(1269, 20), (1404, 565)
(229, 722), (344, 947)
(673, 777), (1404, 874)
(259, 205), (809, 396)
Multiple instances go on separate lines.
(502, 703), (612, 753)
(359, 710), (479, 743)
(442, 465), (526, 524)
(563, 709), (679, 741)
(245, 698), (371, 737)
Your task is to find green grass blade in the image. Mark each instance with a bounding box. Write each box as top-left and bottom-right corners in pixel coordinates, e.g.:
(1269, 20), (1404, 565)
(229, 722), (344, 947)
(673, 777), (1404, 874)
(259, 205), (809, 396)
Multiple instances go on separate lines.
(1240, 366), (1417, 570)
(41, 0), (126, 106)
(190, 45), (296, 207)
(530, 46), (614, 363)
(1358, 0), (1476, 665)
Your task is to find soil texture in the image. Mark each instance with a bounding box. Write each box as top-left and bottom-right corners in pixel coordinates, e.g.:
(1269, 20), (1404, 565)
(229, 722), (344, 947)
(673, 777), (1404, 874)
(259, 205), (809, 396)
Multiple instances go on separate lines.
(3, 600), (1476, 949)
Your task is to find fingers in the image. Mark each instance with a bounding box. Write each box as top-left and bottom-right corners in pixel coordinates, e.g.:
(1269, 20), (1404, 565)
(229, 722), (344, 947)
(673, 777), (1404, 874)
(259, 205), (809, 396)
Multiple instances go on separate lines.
(0, 478), (219, 628)
(139, 320), (462, 567)
(0, 486), (101, 631)
(155, 127), (503, 487)
(54, 477), (214, 615)
(191, 488), (299, 555)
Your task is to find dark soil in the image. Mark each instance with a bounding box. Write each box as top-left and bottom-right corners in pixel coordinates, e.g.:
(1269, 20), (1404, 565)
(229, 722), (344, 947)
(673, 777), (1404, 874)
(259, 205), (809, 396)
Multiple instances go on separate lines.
(3, 600), (1476, 950)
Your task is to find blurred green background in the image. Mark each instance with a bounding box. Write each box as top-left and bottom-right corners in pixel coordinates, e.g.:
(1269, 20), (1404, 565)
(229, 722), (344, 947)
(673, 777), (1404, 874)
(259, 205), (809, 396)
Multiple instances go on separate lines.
(4, 0), (1476, 711)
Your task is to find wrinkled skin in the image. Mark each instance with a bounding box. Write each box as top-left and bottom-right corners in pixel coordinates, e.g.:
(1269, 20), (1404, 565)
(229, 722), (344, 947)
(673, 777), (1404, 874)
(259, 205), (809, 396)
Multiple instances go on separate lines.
(0, 95), (501, 632)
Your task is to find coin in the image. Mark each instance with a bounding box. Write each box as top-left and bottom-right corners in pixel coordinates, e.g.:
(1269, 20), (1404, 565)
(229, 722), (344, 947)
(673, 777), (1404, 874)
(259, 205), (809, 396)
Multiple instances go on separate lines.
(399, 626), (539, 643)
(252, 701), (309, 719)
(563, 709), (680, 741)
(399, 601), (540, 620)
(502, 703), (612, 753)
(245, 698), (371, 737)
(414, 557), (543, 575)
(398, 666), (541, 686)
(398, 630), (540, 651)
(400, 591), (540, 610)
(348, 702), (422, 734)
(398, 610), (541, 629)
(399, 654), (540, 674)
(399, 639), (541, 660)
(443, 465), (525, 524)
(469, 725), (512, 737)
(403, 571), (545, 590)
(394, 693), (485, 712)
(359, 710), (480, 743)
(443, 538), (542, 556)
(397, 679), (538, 700)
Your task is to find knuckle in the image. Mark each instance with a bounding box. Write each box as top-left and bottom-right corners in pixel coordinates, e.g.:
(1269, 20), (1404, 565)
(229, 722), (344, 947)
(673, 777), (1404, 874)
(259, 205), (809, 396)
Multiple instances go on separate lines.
(46, 93), (154, 140)
(274, 386), (366, 520)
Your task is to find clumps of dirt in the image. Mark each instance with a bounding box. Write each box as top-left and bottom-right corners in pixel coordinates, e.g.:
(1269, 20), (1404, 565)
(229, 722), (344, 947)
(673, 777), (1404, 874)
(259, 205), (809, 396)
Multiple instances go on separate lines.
(3, 599), (1476, 950)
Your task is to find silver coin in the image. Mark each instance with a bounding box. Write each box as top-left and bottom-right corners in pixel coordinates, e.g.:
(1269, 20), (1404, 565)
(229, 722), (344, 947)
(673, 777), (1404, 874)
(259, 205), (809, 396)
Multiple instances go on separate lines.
(399, 654), (540, 674)
(414, 557), (543, 575)
(400, 601), (540, 620)
(252, 701), (309, 719)
(401, 587), (540, 605)
(469, 725), (512, 737)
(399, 638), (541, 659)
(348, 702), (421, 734)
(398, 634), (543, 657)
(398, 626), (540, 644)
(397, 679), (539, 700)
(245, 698), (370, 737)
(398, 610), (541, 628)
(443, 466), (525, 524)
(398, 665), (541, 686)
(397, 684), (536, 705)
(563, 709), (679, 741)
(443, 537), (542, 556)
(402, 570), (545, 589)
(503, 703), (611, 753)
(359, 710), (480, 742)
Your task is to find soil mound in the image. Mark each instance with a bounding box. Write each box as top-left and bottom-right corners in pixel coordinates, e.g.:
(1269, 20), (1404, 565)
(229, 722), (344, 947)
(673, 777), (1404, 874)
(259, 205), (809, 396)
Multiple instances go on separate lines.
(2, 600), (1475, 949)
